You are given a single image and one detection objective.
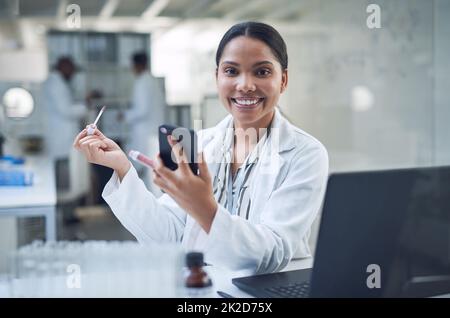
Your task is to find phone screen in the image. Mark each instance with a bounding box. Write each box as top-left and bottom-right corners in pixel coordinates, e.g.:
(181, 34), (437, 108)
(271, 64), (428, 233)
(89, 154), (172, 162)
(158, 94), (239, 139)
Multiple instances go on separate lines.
(158, 125), (198, 175)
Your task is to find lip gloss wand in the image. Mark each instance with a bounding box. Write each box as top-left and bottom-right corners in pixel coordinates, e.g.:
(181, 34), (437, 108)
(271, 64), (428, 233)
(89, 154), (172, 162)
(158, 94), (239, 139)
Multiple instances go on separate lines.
(87, 105), (107, 135)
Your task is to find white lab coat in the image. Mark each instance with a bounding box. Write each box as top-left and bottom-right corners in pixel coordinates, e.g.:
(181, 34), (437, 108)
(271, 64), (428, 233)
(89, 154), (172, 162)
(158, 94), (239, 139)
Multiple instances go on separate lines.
(103, 109), (329, 274)
(125, 71), (164, 158)
(43, 71), (86, 159)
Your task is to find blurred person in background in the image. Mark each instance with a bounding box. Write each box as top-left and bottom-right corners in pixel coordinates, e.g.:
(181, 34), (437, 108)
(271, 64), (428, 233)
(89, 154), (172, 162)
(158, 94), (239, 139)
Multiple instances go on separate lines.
(43, 56), (87, 223)
(120, 52), (164, 192)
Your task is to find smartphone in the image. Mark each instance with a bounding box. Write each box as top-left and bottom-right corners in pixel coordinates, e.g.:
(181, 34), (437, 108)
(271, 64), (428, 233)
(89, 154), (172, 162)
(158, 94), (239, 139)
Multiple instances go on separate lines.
(158, 124), (198, 175)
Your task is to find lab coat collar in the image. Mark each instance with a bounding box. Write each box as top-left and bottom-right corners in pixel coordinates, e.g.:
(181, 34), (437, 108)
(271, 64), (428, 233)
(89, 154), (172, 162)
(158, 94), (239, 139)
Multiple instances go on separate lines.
(203, 107), (296, 155)
(201, 107), (298, 183)
(269, 107), (297, 153)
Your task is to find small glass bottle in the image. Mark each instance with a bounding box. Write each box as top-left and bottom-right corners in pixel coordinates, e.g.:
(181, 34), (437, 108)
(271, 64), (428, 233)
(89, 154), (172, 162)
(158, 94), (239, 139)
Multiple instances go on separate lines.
(184, 252), (213, 297)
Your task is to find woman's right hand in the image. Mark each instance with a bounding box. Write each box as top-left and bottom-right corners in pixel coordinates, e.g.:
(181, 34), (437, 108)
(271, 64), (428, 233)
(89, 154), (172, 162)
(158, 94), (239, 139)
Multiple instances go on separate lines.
(73, 126), (131, 180)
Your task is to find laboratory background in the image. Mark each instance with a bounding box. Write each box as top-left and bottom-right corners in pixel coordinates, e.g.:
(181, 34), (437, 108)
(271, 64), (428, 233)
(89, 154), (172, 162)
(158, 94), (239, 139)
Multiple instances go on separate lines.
(0, 0), (449, 297)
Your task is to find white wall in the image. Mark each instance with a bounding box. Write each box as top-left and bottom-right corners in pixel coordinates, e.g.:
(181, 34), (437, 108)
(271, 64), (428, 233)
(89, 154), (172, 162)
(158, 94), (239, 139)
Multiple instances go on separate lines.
(280, 0), (438, 172)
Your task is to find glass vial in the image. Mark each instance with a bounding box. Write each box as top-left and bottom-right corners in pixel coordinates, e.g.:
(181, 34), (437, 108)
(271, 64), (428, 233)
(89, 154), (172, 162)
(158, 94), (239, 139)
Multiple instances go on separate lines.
(184, 252), (212, 297)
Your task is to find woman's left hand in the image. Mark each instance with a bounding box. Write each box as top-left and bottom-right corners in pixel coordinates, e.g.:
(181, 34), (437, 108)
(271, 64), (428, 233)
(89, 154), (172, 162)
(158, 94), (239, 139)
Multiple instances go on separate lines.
(152, 137), (218, 233)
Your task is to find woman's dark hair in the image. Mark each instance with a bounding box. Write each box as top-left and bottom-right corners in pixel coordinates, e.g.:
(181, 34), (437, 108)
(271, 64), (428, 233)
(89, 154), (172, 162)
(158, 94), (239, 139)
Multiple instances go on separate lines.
(215, 21), (288, 70)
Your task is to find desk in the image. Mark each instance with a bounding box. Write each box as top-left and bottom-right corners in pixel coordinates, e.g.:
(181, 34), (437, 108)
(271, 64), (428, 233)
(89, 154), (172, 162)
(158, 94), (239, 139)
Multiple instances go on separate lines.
(1, 257), (449, 298)
(0, 155), (57, 241)
(0, 258), (312, 298)
(208, 258), (313, 298)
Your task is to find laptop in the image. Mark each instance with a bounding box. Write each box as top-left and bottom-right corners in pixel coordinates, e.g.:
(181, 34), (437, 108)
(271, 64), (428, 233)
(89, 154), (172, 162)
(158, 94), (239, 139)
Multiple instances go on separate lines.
(232, 166), (450, 297)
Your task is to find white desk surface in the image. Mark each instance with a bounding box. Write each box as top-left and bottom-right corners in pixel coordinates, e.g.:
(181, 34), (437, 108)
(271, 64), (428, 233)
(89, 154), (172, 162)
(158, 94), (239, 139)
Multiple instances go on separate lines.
(0, 155), (56, 209)
(0, 258), (313, 298)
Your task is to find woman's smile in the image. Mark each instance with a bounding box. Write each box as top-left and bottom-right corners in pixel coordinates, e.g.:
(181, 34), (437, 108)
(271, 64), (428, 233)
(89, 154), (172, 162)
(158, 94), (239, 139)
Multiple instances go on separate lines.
(230, 97), (265, 110)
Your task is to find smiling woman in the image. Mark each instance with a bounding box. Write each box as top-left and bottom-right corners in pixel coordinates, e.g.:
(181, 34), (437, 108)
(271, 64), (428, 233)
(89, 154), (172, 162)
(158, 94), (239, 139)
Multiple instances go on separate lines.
(73, 21), (329, 274)
(215, 22), (288, 132)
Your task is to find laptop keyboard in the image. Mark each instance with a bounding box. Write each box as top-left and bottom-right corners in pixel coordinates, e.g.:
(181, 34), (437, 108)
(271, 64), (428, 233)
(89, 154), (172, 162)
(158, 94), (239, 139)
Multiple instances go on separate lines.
(264, 281), (310, 298)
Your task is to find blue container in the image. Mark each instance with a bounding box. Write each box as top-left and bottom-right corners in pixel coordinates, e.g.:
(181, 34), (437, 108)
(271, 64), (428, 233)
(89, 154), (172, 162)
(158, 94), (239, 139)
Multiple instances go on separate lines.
(0, 155), (25, 165)
(0, 170), (33, 186)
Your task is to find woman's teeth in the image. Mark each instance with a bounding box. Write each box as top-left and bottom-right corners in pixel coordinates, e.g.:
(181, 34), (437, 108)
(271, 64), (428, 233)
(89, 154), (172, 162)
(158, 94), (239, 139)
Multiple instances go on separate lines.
(232, 98), (263, 107)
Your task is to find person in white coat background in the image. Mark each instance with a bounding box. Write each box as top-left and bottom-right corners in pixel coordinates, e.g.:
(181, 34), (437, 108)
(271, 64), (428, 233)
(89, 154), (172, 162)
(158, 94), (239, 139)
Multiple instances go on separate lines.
(74, 22), (329, 274)
(121, 52), (164, 191)
(44, 56), (87, 192)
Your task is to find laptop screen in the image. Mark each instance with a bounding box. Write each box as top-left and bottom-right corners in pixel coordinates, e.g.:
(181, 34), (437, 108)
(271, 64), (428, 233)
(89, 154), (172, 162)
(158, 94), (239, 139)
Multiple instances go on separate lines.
(310, 166), (450, 297)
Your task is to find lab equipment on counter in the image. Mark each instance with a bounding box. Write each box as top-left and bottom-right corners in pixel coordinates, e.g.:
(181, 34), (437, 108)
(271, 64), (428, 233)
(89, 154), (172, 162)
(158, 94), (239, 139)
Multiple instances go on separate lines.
(7, 240), (183, 297)
(0, 155), (33, 186)
(19, 136), (44, 154)
(0, 155), (25, 165)
(0, 170), (33, 186)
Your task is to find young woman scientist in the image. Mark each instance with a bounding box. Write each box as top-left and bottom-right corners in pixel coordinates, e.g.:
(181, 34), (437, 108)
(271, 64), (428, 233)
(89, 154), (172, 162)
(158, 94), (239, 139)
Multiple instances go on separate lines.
(74, 22), (328, 274)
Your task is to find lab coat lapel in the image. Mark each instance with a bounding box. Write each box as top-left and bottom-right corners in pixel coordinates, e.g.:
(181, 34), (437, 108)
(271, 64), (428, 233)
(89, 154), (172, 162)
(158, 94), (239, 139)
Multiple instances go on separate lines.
(248, 109), (295, 218)
(249, 148), (285, 219)
(202, 115), (233, 178)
